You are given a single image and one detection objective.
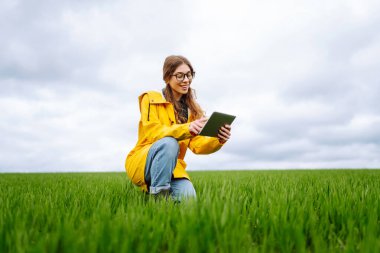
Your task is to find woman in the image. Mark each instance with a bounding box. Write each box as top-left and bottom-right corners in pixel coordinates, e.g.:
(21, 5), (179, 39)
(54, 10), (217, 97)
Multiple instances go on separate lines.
(125, 55), (231, 200)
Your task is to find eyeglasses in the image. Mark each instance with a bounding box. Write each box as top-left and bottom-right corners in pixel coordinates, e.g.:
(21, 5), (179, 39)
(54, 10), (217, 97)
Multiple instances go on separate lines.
(171, 71), (195, 82)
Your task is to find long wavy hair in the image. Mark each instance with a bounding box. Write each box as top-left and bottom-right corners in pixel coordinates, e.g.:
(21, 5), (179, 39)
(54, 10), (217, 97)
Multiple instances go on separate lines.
(163, 55), (204, 123)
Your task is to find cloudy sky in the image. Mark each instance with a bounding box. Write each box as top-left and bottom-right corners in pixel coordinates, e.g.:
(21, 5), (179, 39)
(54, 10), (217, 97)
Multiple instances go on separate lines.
(1, 0), (380, 172)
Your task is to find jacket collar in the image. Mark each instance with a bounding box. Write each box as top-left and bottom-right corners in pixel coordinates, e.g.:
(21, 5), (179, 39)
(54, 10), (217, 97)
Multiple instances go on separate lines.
(139, 90), (169, 104)
(139, 90), (193, 123)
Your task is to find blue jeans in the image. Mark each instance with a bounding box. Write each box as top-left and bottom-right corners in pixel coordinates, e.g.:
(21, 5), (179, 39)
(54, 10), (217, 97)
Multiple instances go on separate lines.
(144, 137), (196, 200)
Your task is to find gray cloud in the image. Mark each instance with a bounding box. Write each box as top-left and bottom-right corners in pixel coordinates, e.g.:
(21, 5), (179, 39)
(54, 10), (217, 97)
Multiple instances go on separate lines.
(1, 0), (380, 172)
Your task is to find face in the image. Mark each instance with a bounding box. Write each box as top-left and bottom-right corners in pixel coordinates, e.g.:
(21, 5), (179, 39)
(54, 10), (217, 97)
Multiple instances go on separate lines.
(168, 63), (193, 100)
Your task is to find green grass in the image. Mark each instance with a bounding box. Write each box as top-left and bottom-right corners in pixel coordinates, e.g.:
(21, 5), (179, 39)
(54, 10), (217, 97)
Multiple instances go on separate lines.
(1, 170), (379, 252)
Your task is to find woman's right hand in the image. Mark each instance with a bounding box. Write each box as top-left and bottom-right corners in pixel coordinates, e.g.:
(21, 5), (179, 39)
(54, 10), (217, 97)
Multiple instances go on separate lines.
(189, 117), (208, 136)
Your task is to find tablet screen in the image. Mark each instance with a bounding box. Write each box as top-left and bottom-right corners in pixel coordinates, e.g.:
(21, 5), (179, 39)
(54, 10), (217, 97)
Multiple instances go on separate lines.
(199, 112), (236, 137)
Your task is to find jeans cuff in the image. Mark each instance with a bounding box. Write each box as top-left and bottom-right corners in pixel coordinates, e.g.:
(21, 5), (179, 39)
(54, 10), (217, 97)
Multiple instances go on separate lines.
(149, 185), (171, 194)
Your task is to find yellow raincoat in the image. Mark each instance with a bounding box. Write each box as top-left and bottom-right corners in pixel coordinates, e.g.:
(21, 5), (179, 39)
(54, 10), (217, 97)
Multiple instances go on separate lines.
(125, 91), (224, 192)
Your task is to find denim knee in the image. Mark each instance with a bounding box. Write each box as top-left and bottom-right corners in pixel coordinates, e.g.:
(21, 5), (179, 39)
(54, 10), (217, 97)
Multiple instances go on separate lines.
(157, 137), (179, 158)
(171, 179), (197, 201)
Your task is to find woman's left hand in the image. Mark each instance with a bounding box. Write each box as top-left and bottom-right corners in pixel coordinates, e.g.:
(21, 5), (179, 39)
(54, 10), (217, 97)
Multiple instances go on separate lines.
(218, 124), (231, 144)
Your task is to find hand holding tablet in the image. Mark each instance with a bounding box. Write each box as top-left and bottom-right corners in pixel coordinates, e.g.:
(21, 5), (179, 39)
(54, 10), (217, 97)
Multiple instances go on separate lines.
(189, 117), (208, 136)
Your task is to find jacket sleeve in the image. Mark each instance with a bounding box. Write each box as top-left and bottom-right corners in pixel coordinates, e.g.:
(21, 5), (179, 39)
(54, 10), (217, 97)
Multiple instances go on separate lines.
(140, 94), (193, 142)
(188, 135), (224, 154)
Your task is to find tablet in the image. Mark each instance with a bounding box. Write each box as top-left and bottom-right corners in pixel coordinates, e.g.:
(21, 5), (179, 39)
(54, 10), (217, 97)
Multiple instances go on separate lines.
(199, 112), (236, 137)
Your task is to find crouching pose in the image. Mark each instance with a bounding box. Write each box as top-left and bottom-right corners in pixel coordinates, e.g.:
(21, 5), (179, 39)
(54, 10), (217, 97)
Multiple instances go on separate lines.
(125, 55), (232, 201)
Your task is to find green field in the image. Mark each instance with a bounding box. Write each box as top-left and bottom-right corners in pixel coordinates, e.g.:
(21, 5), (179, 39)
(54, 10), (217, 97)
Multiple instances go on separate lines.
(1, 170), (379, 252)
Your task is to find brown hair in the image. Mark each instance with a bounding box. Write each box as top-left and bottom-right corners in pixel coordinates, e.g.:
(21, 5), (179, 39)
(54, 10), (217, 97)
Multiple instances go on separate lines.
(163, 55), (204, 123)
